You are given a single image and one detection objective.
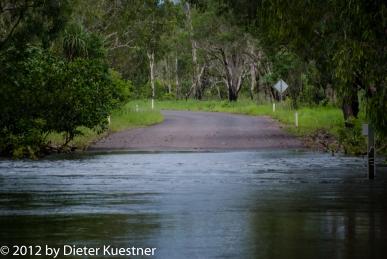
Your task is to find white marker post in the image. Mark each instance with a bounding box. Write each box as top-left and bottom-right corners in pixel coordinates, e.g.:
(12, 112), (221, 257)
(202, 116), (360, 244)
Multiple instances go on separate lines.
(273, 103), (276, 112)
(151, 99), (154, 110)
(135, 104), (139, 112)
(295, 112), (298, 127)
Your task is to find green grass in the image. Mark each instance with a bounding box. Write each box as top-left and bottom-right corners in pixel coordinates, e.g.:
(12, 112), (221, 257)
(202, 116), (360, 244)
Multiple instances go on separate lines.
(47, 102), (163, 150)
(271, 106), (344, 136)
(109, 102), (164, 132)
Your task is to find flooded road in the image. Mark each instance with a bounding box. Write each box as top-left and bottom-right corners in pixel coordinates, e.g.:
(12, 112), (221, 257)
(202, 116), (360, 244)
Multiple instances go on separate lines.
(1, 151), (386, 258)
(91, 110), (302, 150)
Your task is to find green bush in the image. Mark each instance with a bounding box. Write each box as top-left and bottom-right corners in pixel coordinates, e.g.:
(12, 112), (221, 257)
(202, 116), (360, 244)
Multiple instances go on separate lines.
(110, 69), (133, 103)
(0, 46), (118, 157)
(161, 92), (175, 100)
(137, 80), (172, 99)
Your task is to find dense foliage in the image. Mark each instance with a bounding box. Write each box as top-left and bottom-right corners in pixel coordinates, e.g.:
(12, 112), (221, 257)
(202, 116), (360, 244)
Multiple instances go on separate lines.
(1, 0), (386, 156)
(0, 1), (131, 157)
(222, 0), (386, 135)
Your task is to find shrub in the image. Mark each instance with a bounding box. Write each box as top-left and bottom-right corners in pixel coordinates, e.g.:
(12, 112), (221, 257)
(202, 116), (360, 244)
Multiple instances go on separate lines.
(0, 46), (118, 157)
(338, 118), (367, 155)
(110, 69), (133, 103)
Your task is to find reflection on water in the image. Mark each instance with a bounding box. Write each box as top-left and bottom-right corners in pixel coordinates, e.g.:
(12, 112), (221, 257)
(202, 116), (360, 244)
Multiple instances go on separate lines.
(0, 151), (386, 258)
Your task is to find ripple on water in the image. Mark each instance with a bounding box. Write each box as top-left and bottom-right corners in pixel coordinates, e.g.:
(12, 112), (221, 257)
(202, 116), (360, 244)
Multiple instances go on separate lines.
(0, 150), (386, 259)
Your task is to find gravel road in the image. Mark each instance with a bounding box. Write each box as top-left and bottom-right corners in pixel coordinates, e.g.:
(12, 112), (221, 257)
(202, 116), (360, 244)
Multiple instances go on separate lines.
(89, 110), (303, 151)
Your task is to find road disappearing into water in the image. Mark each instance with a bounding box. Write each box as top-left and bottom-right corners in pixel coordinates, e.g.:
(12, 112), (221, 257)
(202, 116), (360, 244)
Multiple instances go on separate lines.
(1, 111), (386, 259)
(91, 110), (303, 151)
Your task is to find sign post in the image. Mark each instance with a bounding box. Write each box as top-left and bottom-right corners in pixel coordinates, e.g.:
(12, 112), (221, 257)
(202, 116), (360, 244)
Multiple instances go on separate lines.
(368, 126), (375, 179)
(272, 79), (289, 106)
(362, 123), (376, 179)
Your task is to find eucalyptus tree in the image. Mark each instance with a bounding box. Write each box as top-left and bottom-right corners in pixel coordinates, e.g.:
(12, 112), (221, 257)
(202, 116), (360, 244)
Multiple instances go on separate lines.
(70, 0), (178, 97)
(125, 0), (177, 100)
(224, 0), (387, 133)
(189, 2), (255, 101)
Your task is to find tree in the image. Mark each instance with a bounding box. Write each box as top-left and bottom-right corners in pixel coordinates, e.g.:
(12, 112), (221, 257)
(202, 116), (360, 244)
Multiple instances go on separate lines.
(123, 0), (177, 100)
(0, 1), (127, 157)
(224, 0), (387, 133)
(0, 0), (70, 52)
(189, 2), (253, 101)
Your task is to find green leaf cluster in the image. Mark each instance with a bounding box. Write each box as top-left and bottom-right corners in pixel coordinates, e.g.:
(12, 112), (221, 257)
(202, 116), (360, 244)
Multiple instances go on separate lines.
(0, 45), (120, 157)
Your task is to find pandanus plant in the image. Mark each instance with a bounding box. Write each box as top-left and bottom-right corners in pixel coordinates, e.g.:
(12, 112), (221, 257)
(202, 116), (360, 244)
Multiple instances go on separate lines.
(62, 24), (88, 61)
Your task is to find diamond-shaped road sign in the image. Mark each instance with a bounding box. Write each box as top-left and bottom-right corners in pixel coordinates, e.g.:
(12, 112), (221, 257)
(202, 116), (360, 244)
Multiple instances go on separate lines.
(272, 79), (288, 94)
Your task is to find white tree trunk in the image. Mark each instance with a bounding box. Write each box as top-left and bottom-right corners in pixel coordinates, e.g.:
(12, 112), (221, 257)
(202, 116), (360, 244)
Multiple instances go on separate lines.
(168, 82), (172, 94)
(147, 51), (155, 99)
(250, 62), (257, 100)
(175, 55), (180, 98)
(218, 48), (248, 101)
(185, 2), (201, 98)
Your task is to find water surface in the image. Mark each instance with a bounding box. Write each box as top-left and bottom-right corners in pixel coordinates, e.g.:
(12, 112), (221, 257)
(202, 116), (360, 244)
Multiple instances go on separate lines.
(1, 151), (386, 258)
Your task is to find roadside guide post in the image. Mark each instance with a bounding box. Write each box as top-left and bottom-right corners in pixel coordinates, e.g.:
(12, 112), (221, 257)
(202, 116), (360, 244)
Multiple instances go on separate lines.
(272, 79), (289, 109)
(151, 99), (154, 110)
(295, 112), (299, 128)
(362, 123), (376, 179)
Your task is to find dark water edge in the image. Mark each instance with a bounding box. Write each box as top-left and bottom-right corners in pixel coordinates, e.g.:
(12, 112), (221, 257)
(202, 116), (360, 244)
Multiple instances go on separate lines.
(1, 150), (386, 259)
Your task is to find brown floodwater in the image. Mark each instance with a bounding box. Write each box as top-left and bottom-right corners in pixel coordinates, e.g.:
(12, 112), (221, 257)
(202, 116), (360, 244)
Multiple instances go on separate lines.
(0, 150), (386, 258)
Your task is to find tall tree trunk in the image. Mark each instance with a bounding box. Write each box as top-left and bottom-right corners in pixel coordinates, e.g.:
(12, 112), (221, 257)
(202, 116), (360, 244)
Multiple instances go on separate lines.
(192, 40), (201, 99)
(217, 85), (221, 99)
(228, 86), (238, 101)
(250, 63), (256, 100)
(225, 78), (241, 102)
(147, 51), (155, 99)
(219, 49), (245, 102)
(167, 83), (172, 94)
(175, 55), (180, 99)
(185, 64), (205, 100)
(166, 58), (172, 94)
(185, 2), (201, 99)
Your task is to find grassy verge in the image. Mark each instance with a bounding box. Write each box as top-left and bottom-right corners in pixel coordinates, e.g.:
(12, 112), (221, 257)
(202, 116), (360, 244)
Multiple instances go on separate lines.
(47, 102), (163, 150)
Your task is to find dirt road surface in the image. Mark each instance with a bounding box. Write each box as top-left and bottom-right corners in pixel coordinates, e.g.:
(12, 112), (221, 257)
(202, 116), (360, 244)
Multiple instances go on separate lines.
(89, 110), (303, 151)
